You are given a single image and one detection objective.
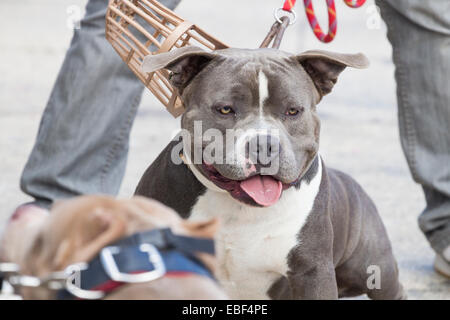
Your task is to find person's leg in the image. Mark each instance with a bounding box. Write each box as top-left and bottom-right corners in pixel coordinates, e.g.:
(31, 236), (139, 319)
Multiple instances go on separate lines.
(20, 0), (181, 209)
(377, 0), (450, 258)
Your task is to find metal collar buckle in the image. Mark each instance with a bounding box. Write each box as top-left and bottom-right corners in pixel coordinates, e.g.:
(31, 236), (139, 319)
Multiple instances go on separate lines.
(100, 243), (166, 283)
(274, 7), (297, 25)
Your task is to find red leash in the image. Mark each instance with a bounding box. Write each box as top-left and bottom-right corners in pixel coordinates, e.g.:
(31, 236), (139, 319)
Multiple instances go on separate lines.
(282, 0), (366, 43)
(283, 0), (297, 11)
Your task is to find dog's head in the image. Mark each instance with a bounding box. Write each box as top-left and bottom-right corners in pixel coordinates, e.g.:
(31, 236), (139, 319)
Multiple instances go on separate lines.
(143, 47), (369, 207)
(19, 195), (219, 299)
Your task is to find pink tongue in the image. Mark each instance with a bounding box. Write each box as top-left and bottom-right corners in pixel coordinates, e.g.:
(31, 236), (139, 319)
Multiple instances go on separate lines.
(240, 176), (283, 207)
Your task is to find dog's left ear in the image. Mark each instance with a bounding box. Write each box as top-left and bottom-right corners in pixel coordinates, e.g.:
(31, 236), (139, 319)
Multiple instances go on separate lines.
(142, 46), (218, 93)
(296, 50), (369, 101)
(53, 207), (127, 269)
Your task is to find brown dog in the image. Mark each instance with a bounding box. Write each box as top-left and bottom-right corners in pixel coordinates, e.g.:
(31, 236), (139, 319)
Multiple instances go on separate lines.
(0, 196), (226, 300)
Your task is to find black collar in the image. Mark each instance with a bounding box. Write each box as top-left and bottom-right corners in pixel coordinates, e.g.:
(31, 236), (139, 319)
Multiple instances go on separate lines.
(57, 228), (215, 300)
(291, 155), (320, 189)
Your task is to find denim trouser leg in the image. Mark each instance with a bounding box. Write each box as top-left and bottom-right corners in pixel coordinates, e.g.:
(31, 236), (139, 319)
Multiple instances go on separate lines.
(20, 0), (181, 209)
(377, 0), (450, 253)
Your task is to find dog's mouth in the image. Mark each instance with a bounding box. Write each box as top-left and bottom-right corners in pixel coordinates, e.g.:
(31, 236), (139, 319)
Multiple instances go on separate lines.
(201, 162), (285, 207)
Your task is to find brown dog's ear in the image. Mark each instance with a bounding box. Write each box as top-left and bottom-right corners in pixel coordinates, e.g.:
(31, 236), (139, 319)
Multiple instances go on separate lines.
(142, 46), (218, 93)
(296, 50), (369, 101)
(53, 208), (126, 269)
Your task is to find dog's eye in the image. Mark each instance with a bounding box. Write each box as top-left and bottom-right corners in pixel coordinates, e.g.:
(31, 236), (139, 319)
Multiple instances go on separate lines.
(218, 106), (234, 115)
(286, 108), (300, 116)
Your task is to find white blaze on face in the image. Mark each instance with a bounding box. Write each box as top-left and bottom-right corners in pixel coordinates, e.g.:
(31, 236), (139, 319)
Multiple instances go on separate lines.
(258, 70), (269, 119)
(230, 71), (273, 172)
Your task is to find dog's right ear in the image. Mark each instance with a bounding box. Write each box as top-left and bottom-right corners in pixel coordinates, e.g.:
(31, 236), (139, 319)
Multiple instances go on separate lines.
(142, 46), (218, 93)
(295, 50), (369, 102)
(53, 207), (127, 269)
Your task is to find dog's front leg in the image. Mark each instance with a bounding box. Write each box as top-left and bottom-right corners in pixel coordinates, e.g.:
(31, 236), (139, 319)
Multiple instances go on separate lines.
(287, 259), (338, 300)
(268, 259), (338, 300)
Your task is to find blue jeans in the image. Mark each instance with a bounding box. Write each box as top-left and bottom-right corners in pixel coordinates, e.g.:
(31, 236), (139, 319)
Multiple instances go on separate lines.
(20, 0), (181, 207)
(21, 0), (450, 253)
(378, 0), (450, 253)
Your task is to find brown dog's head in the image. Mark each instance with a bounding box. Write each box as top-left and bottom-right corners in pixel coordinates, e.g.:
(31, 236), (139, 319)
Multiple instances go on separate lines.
(19, 195), (219, 299)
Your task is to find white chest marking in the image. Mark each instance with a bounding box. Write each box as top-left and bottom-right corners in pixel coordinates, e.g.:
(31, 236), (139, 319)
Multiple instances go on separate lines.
(258, 71), (269, 119)
(189, 159), (323, 299)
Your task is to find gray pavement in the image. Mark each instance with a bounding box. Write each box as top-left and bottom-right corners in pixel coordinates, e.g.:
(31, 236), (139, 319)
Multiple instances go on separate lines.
(0, 0), (449, 299)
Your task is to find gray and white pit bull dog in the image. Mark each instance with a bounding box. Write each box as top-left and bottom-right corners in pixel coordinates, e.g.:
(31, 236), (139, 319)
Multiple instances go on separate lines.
(135, 46), (405, 300)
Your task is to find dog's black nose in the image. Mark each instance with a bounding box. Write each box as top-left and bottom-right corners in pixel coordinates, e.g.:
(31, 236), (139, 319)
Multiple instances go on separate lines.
(246, 134), (281, 165)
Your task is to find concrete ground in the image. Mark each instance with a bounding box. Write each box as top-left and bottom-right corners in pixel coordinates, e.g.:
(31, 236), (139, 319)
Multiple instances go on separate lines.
(0, 0), (448, 299)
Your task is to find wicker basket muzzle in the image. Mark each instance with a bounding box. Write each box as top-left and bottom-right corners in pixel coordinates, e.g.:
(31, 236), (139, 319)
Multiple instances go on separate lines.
(106, 0), (228, 117)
